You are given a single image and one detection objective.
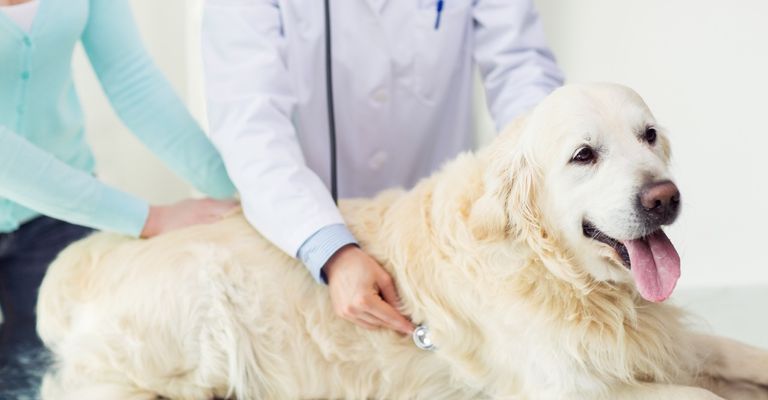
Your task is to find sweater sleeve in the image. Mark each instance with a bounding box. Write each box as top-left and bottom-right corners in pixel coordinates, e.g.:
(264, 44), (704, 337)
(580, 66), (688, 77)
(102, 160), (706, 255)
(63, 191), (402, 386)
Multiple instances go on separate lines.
(80, 0), (236, 199)
(0, 126), (148, 236)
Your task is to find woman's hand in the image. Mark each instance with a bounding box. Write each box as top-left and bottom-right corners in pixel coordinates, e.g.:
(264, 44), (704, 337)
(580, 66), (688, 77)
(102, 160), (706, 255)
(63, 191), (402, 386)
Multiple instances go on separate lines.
(323, 245), (415, 335)
(140, 198), (239, 238)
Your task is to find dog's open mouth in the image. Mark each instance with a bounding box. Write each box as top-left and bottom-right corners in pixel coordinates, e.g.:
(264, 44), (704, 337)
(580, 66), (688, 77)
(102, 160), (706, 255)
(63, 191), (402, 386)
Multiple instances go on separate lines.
(582, 220), (681, 303)
(582, 222), (631, 269)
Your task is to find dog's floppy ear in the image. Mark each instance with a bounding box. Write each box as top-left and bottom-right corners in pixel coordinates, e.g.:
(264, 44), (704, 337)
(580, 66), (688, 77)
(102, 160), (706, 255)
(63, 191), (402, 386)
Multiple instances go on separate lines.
(469, 115), (539, 240)
(506, 153), (542, 238)
(468, 157), (513, 240)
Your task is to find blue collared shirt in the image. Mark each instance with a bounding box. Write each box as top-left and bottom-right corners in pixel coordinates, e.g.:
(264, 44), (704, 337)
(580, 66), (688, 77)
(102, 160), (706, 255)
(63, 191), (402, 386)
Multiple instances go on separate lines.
(297, 224), (358, 283)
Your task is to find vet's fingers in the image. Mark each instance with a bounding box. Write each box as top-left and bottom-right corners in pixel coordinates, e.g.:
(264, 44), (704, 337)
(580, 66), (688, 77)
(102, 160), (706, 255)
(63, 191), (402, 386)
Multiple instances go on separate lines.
(340, 306), (381, 331)
(377, 275), (415, 334)
(377, 273), (401, 309)
(355, 313), (383, 330)
(357, 321), (380, 330)
(366, 296), (414, 335)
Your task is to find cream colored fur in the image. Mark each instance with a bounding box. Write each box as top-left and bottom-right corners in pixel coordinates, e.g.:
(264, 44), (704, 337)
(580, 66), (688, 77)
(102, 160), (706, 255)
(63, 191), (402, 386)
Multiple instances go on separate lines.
(37, 84), (768, 400)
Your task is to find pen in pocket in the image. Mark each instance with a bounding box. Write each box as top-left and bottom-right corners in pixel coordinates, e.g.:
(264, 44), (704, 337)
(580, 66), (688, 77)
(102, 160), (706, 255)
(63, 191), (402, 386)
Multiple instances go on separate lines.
(434, 0), (444, 30)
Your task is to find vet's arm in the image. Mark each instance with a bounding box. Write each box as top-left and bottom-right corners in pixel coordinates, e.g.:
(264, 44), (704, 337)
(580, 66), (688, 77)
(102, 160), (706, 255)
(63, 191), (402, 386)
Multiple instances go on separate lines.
(472, 0), (565, 130)
(81, 0), (236, 200)
(201, 0), (346, 278)
(201, 0), (412, 334)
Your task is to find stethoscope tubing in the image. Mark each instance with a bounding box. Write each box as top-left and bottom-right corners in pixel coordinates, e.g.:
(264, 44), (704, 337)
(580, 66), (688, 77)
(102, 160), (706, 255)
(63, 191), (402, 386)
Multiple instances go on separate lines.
(324, 0), (339, 204)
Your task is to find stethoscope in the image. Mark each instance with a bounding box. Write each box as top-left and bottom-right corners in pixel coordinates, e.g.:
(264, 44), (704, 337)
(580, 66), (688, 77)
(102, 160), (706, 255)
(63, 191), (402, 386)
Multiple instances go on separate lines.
(323, 0), (438, 352)
(323, 0), (339, 203)
(323, 0), (445, 204)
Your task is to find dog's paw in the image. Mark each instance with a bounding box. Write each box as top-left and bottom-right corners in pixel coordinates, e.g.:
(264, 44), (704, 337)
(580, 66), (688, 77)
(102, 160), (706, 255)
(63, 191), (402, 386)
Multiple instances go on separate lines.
(754, 356), (768, 387)
(738, 345), (768, 388)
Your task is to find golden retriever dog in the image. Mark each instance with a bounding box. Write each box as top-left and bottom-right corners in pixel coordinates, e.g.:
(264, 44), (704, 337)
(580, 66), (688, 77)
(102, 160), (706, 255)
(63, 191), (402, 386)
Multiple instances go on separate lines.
(37, 83), (768, 400)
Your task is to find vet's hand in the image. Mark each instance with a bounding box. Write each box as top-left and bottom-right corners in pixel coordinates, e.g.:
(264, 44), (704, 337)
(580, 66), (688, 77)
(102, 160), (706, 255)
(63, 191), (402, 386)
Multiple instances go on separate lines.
(140, 198), (239, 238)
(324, 245), (415, 335)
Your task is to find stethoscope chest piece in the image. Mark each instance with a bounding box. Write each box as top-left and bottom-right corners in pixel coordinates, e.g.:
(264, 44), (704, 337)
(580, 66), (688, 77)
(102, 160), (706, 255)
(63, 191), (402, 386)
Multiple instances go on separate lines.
(412, 324), (437, 351)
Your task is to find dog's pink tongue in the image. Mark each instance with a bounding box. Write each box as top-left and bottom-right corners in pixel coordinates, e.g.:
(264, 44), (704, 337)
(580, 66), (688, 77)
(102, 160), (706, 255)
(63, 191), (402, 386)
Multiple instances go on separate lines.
(622, 230), (680, 302)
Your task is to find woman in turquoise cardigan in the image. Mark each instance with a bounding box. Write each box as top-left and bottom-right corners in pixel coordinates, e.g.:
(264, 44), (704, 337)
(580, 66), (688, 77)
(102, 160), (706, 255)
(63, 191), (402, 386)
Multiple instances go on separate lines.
(0, 0), (238, 391)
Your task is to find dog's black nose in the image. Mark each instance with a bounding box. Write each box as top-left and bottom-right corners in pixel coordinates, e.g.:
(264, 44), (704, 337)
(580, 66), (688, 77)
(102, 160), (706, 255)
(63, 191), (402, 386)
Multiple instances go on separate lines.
(639, 180), (680, 225)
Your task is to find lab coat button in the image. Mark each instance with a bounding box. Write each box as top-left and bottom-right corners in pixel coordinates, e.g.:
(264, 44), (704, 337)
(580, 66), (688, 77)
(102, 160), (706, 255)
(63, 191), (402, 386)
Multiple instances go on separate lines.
(22, 37), (31, 46)
(21, 71), (30, 80)
(372, 88), (389, 103)
(368, 151), (389, 170)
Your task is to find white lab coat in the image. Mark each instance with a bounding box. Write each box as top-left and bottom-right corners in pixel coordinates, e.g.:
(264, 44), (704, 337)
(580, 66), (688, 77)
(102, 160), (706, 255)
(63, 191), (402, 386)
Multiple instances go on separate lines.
(202, 0), (564, 259)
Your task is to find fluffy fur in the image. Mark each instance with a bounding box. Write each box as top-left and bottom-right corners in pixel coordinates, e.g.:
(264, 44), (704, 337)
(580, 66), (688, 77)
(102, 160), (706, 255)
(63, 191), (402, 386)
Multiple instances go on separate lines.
(37, 84), (768, 399)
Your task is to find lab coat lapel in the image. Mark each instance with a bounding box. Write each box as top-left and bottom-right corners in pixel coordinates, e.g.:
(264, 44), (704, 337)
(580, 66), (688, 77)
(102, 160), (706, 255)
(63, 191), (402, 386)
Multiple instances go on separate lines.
(364, 0), (389, 14)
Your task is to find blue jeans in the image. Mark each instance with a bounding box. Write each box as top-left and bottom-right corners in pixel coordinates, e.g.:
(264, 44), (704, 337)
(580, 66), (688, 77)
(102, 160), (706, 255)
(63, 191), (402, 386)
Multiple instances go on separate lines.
(0, 216), (92, 396)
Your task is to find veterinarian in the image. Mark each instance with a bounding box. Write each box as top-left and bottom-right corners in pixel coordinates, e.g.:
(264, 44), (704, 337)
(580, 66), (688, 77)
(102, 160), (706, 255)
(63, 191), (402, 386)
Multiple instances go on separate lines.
(0, 0), (237, 386)
(203, 0), (564, 334)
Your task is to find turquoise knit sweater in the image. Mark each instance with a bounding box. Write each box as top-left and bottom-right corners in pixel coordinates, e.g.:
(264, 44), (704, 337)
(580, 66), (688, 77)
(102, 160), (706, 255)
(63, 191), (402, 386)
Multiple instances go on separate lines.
(0, 0), (235, 236)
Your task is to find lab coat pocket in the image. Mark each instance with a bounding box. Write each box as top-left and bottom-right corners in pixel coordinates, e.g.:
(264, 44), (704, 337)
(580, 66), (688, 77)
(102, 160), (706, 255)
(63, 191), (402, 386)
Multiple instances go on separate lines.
(417, 0), (472, 9)
(411, 0), (473, 103)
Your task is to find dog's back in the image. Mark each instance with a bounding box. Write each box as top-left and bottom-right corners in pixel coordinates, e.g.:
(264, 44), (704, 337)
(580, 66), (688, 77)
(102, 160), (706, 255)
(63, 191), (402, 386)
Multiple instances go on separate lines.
(36, 201), (469, 399)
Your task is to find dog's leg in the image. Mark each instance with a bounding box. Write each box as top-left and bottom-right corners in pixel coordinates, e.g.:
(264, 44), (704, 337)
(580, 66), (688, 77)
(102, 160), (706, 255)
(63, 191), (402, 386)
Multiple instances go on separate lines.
(692, 334), (768, 386)
(689, 334), (768, 400)
(702, 377), (768, 400)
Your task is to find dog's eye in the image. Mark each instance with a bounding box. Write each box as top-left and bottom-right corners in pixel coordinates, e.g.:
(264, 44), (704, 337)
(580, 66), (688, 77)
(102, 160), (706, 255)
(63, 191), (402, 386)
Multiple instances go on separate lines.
(644, 126), (657, 144)
(571, 146), (596, 164)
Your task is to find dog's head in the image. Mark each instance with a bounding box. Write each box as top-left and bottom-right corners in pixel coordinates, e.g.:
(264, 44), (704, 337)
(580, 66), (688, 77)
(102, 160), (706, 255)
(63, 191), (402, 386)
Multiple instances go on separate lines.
(471, 83), (681, 302)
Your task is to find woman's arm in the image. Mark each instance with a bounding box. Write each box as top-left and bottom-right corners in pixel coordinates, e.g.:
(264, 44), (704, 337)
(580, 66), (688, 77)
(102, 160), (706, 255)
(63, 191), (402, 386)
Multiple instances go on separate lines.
(0, 126), (148, 235)
(80, 0), (236, 199)
(0, 128), (237, 237)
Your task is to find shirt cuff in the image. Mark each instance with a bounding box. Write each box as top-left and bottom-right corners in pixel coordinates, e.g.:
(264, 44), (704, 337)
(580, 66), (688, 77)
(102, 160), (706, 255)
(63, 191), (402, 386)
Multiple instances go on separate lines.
(297, 223), (358, 284)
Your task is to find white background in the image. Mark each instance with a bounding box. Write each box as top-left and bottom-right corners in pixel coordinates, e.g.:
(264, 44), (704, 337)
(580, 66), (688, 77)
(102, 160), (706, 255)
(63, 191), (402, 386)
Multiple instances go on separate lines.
(75, 0), (768, 289)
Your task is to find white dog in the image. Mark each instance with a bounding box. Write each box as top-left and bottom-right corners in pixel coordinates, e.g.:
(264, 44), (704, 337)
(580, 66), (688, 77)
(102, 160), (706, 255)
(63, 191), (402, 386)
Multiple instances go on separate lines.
(37, 84), (768, 399)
